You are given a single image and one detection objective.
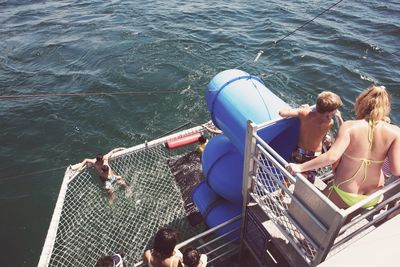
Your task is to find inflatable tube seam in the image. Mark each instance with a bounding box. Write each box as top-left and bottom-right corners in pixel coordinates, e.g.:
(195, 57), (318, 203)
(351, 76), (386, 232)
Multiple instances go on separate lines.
(208, 75), (265, 128)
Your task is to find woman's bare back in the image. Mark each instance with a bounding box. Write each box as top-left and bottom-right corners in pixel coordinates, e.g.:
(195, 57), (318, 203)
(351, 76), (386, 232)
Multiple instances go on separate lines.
(334, 120), (399, 194)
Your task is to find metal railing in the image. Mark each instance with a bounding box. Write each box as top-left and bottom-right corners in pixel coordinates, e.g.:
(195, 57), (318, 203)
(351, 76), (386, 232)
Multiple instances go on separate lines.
(133, 215), (241, 267)
(240, 119), (400, 266)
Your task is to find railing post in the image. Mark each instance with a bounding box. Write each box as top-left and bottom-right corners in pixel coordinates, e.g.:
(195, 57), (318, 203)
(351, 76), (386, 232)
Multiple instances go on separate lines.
(239, 120), (258, 263)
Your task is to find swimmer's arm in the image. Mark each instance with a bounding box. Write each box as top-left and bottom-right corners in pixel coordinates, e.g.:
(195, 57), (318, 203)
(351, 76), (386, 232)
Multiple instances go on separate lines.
(104, 147), (126, 159)
(77, 158), (96, 172)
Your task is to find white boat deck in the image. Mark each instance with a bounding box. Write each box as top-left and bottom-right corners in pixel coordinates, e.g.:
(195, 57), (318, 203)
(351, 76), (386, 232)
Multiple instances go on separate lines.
(318, 214), (400, 267)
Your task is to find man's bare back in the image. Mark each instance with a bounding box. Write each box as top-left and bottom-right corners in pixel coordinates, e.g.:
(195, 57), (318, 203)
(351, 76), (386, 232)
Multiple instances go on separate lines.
(298, 107), (335, 152)
(279, 92), (343, 182)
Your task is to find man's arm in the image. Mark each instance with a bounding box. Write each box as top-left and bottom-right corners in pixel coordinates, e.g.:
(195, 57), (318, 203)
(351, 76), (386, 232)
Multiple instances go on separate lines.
(279, 105), (309, 118)
(103, 147), (126, 161)
(77, 158), (96, 172)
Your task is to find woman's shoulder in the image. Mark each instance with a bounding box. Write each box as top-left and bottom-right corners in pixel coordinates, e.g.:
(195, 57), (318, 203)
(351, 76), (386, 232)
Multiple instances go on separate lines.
(384, 122), (400, 132)
(340, 119), (363, 131)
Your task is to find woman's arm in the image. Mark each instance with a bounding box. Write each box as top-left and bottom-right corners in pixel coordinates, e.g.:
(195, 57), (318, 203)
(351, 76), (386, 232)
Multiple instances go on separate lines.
(287, 121), (352, 173)
(388, 126), (400, 176)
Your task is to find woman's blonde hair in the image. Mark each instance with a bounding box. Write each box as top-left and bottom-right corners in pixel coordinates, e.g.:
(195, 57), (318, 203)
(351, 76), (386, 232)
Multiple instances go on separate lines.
(354, 85), (391, 122)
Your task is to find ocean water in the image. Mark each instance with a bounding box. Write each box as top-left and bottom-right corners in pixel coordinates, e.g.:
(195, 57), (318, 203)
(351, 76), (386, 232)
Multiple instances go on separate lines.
(0, 0), (399, 266)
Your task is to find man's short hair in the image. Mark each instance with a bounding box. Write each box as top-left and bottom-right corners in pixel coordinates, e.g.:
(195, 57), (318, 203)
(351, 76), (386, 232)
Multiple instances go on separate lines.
(153, 228), (179, 259)
(316, 91), (343, 113)
(94, 256), (113, 267)
(96, 154), (104, 162)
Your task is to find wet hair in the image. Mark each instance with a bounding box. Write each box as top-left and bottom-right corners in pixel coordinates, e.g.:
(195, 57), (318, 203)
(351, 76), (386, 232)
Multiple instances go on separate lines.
(94, 256), (113, 267)
(183, 247), (200, 267)
(152, 228), (179, 259)
(96, 154), (104, 162)
(355, 85), (391, 123)
(198, 136), (207, 144)
(316, 91), (343, 113)
(101, 165), (109, 173)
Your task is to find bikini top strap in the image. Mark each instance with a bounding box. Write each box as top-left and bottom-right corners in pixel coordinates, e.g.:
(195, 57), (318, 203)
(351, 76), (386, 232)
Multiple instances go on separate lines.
(336, 159), (365, 188)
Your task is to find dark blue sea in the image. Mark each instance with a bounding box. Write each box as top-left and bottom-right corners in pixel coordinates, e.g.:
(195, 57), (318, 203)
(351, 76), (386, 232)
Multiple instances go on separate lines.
(0, 0), (399, 266)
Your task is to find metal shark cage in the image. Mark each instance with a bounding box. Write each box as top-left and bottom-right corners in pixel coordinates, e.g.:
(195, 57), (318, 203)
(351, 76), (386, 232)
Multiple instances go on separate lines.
(239, 119), (400, 267)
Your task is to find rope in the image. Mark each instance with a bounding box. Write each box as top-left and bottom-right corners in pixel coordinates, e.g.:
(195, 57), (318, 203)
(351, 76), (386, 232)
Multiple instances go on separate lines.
(236, 0), (345, 68)
(0, 166), (68, 183)
(273, 0), (344, 46)
(155, 120), (195, 139)
(0, 121), (196, 182)
(0, 89), (181, 100)
(258, 28), (400, 85)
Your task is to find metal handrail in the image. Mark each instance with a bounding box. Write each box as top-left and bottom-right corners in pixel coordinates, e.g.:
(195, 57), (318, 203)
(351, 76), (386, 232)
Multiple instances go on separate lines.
(243, 117), (400, 266)
(133, 215), (241, 267)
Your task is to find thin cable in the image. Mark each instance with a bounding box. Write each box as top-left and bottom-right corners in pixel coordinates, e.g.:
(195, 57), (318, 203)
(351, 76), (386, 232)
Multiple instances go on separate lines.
(0, 89), (181, 100)
(0, 120), (198, 182)
(251, 0), (344, 63)
(260, 28), (400, 81)
(274, 0), (344, 45)
(156, 120), (194, 139)
(0, 166), (68, 183)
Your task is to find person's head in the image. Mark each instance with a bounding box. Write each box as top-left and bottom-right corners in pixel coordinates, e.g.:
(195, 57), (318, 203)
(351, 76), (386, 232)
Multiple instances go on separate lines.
(355, 85), (391, 122)
(101, 165), (109, 174)
(153, 228), (179, 259)
(96, 154), (104, 163)
(95, 252), (125, 267)
(316, 91), (343, 114)
(183, 247), (200, 267)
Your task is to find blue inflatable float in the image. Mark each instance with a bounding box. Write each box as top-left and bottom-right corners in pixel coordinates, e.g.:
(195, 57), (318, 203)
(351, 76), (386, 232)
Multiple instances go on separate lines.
(206, 69), (289, 155)
(193, 69), (299, 239)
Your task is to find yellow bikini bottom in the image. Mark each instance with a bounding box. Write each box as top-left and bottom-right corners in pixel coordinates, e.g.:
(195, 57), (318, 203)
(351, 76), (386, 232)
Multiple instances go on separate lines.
(331, 184), (381, 209)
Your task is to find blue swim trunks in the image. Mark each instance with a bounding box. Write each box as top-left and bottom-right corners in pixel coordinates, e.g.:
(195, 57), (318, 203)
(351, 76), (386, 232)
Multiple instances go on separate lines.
(105, 175), (117, 187)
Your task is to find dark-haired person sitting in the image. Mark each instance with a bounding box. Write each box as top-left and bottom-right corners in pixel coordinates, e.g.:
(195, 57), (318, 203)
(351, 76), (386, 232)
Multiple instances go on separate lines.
(143, 228), (183, 267)
(76, 147), (127, 203)
(95, 251), (125, 267)
(100, 165), (128, 203)
(182, 247), (207, 267)
(77, 147), (125, 174)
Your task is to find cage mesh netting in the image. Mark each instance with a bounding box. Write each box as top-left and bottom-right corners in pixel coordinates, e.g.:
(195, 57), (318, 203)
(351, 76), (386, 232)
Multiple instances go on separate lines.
(40, 125), (213, 267)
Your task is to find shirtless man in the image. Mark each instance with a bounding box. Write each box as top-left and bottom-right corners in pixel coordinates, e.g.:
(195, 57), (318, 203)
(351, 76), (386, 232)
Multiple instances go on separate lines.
(279, 91), (343, 183)
(99, 165), (127, 202)
(77, 147), (127, 202)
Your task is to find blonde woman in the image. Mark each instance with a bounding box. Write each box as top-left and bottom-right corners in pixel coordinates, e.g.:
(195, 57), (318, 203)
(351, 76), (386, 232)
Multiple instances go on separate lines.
(287, 85), (400, 209)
